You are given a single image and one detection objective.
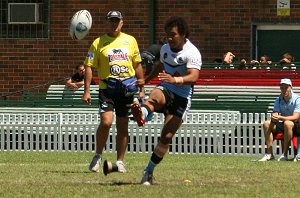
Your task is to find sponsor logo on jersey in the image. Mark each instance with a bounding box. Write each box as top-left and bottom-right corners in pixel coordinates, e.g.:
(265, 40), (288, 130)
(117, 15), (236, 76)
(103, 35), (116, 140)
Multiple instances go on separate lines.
(177, 57), (184, 64)
(190, 58), (201, 66)
(86, 52), (94, 60)
(108, 48), (129, 62)
(110, 64), (129, 75)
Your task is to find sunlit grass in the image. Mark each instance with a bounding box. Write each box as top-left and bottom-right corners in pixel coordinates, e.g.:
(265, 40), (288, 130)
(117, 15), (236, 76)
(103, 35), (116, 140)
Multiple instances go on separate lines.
(0, 151), (300, 198)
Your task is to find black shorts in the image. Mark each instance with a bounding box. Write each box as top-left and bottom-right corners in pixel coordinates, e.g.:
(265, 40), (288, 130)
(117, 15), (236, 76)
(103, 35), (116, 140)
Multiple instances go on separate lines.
(275, 121), (300, 135)
(98, 89), (134, 117)
(155, 85), (191, 120)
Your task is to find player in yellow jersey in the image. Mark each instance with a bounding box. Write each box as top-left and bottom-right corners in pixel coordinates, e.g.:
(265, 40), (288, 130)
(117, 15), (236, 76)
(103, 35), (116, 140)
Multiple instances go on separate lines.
(82, 10), (145, 173)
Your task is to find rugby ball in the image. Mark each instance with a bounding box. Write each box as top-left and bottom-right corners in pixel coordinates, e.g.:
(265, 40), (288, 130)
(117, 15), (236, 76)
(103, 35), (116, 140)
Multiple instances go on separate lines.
(69, 10), (92, 40)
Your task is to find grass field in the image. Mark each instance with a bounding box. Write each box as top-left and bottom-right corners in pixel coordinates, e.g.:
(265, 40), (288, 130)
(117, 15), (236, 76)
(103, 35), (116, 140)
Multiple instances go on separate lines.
(0, 151), (300, 198)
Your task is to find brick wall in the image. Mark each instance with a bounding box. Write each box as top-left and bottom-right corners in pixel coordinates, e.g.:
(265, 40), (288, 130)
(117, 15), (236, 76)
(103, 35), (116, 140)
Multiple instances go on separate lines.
(1, 0), (300, 96)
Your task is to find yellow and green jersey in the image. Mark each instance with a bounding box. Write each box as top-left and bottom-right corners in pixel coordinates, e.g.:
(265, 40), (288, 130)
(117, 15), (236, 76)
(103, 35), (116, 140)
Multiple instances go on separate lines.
(84, 32), (141, 89)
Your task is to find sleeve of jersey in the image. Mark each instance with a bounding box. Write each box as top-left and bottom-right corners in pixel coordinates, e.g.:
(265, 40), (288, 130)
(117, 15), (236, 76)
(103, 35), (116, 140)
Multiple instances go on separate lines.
(160, 46), (165, 63)
(294, 97), (300, 113)
(131, 37), (142, 63)
(273, 97), (280, 112)
(84, 39), (99, 68)
(187, 48), (202, 70)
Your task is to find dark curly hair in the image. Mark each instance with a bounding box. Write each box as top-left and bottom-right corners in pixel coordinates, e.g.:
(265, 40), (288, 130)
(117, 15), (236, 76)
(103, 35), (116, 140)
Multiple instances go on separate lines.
(164, 16), (189, 38)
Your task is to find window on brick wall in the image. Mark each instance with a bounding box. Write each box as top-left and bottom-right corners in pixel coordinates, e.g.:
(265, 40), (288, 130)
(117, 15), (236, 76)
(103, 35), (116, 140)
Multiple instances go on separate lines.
(253, 25), (300, 62)
(0, 0), (49, 39)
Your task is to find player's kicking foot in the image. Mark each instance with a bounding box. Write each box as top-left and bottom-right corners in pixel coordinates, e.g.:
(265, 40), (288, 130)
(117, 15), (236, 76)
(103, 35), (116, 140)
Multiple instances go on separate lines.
(131, 102), (146, 127)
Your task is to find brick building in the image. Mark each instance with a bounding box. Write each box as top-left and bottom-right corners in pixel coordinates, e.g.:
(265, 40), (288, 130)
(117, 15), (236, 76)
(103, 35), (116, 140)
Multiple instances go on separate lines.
(1, 0), (300, 96)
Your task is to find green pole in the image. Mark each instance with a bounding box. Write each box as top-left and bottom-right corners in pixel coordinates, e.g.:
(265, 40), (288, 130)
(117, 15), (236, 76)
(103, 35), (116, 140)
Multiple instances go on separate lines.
(149, 0), (155, 45)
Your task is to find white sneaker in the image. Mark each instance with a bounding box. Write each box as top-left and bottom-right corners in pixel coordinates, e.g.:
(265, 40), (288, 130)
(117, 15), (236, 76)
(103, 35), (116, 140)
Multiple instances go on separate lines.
(258, 154), (275, 162)
(294, 155), (300, 162)
(116, 161), (127, 173)
(141, 171), (153, 185)
(89, 154), (101, 172)
(278, 154), (288, 161)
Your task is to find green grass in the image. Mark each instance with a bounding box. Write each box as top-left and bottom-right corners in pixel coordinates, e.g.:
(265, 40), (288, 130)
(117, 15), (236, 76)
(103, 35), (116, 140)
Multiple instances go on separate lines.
(0, 151), (300, 198)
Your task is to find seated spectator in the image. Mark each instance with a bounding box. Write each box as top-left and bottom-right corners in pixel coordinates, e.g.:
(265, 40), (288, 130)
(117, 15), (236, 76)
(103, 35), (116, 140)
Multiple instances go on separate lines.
(250, 55), (272, 69)
(222, 52), (235, 69)
(66, 63), (95, 90)
(238, 58), (248, 70)
(223, 52), (249, 70)
(141, 38), (167, 75)
(258, 78), (300, 162)
(213, 58), (223, 69)
(223, 52), (235, 64)
(280, 53), (295, 69)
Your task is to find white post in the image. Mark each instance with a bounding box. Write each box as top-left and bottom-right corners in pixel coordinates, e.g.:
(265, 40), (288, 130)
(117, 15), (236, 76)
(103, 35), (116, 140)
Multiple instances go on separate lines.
(58, 113), (63, 151)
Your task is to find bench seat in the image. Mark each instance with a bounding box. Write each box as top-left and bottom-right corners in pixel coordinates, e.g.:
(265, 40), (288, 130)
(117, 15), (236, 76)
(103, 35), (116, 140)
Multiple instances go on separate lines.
(0, 84), (287, 114)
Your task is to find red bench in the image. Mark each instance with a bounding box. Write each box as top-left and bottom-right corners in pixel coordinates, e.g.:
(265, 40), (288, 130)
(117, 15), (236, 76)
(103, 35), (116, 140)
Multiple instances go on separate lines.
(147, 78), (300, 86)
(200, 69), (300, 79)
(197, 69), (300, 86)
(93, 69), (300, 86)
(273, 133), (298, 155)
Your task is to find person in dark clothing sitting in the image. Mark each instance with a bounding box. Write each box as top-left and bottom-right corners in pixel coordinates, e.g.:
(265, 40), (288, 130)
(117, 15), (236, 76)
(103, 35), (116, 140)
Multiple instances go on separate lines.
(66, 63), (95, 90)
(141, 38), (167, 76)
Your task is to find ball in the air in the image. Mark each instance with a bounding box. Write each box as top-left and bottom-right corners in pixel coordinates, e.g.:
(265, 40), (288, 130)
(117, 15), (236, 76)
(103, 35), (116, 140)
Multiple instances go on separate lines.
(69, 10), (92, 40)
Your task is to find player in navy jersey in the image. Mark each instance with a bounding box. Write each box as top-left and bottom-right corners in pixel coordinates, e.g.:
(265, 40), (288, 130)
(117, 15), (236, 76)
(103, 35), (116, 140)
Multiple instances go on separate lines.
(131, 16), (202, 185)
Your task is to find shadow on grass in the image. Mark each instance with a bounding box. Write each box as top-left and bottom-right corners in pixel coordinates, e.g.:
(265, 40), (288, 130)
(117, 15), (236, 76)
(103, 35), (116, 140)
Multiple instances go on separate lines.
(70, 180), (142, 186)
(44, 170), (91, 174)
(44, 170), (143, 186)
(97, 181), (141, 186)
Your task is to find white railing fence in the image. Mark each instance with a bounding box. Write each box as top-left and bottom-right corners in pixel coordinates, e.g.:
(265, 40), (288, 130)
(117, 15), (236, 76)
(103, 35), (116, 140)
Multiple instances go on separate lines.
(0, 112), (295, 156)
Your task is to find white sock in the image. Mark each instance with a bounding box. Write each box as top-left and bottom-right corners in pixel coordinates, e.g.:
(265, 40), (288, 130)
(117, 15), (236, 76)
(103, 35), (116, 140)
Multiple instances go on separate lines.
(141, 107), (148, 118)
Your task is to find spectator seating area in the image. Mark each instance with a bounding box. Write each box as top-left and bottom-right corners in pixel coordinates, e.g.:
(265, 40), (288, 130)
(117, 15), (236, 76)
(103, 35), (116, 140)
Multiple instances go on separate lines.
(1, 63), (300, 114)
(197, 69), (300, 86)
(0, 85), (99, 109)
(201, 62), (299, 70)
(191, 85), (300, 113)
(147, 68), (300, 86)
(191, 88), (275, 113)
(1, 64), (299, 155)
(1, 84), (298, 114)
(146, 67), (300, 113)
